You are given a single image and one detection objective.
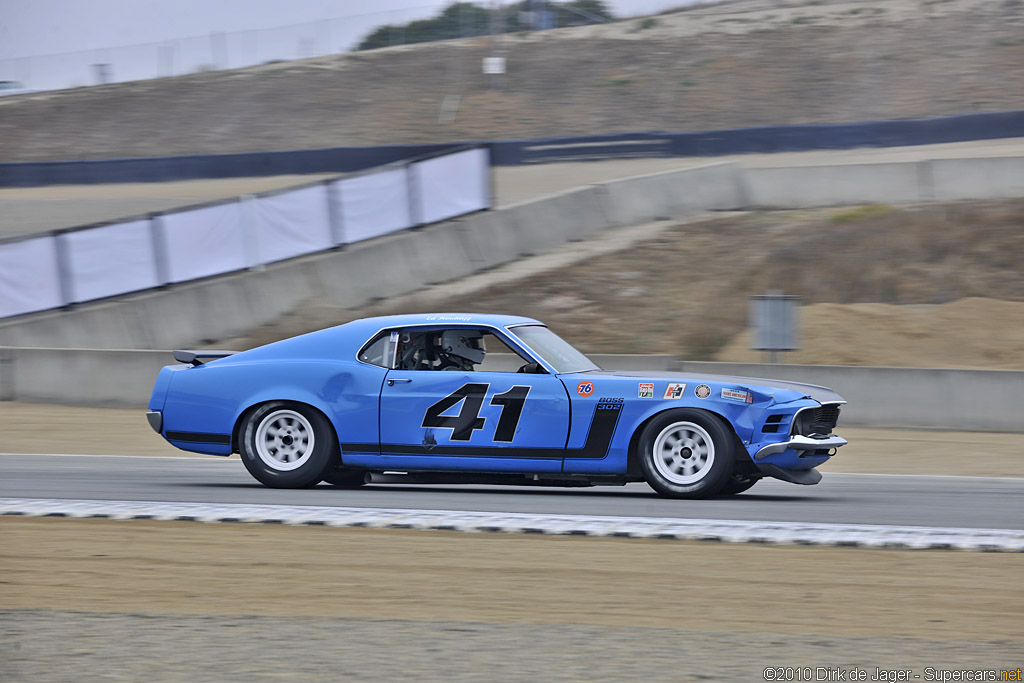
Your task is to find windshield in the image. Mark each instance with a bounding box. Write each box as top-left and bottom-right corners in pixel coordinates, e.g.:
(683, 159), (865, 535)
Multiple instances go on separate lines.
(510, 325), (600, 374)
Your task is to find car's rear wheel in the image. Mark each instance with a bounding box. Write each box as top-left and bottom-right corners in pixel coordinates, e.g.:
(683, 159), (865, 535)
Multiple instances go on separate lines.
(240, 402), (336, 488)
(321, 467), (366, 488)
(639, 409), (734, 499)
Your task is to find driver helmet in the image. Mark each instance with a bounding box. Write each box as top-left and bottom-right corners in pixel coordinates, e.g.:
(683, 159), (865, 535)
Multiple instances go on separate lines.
(439, 330), (486, 365)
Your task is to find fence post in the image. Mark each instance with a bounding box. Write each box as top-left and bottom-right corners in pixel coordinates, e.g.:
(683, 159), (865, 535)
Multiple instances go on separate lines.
(240, 195), (263, 269)
(405, 162), (422, 227)
(325, 179), (346, 246)
(149, 215), (171, 285)
(53, 233), (75, 306)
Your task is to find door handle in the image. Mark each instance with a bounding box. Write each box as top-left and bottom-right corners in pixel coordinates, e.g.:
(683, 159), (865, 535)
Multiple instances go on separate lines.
(387, 378), (412, 386)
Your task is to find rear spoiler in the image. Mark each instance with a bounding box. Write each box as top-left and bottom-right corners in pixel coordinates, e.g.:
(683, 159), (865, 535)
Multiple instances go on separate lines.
(173, 350), (237, 367)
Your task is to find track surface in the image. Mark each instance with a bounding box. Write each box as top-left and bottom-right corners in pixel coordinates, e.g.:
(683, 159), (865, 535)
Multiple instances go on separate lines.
(3, 453), (1021, 530)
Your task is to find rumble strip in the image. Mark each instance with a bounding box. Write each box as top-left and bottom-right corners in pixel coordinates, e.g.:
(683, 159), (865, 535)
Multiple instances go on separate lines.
(1, 498), (1022, 552)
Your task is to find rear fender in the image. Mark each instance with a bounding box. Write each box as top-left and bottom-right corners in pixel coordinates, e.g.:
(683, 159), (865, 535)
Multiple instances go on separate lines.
(233, 388), (340, 453)
(148, 365), (188, 412)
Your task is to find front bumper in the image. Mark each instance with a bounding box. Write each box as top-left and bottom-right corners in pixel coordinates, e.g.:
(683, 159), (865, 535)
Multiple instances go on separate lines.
(753, 433), (847, 460)
(755, 463), (823, 485)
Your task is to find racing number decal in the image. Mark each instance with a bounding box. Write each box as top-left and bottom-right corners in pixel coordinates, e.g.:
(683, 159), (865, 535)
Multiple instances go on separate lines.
(421, 383), (488, 441)
(421, 383), (531, 442)
(490, 386), (530, 442)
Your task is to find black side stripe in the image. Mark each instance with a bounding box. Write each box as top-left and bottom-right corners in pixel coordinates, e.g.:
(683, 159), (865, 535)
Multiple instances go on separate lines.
(166, 431), (232, 444)
(342, 399), (623, 460)
(569, 399), (623, 459)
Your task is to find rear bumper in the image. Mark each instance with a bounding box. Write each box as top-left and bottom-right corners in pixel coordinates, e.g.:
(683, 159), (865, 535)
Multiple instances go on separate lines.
(146, 411), (162, 434)
(753, 433), (847, 460)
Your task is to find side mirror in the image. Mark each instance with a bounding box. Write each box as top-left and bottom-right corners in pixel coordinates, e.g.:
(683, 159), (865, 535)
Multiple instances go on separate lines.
(517, 362), (546, 374)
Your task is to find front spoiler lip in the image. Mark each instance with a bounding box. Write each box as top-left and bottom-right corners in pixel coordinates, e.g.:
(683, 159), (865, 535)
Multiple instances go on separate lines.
(753, 433), (847, 460)
(146, 411), (162, 434)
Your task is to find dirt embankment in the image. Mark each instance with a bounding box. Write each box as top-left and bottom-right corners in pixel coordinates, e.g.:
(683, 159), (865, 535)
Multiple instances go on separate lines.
(1, 0), (1022, 161)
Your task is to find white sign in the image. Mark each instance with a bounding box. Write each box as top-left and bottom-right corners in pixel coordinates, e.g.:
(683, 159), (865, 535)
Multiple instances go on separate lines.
(482, 57), (506, 75)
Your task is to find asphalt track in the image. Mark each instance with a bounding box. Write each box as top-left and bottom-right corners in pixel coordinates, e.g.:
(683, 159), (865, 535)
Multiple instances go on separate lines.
(2, 453), (1021, 530)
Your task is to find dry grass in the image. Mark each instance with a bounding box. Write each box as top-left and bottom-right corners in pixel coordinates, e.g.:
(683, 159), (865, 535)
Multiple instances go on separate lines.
(757, 200), (1024, 305)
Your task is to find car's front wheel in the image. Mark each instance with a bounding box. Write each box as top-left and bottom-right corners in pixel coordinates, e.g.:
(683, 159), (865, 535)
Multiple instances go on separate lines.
(639, 409), (734, 499)
(240, 402), (336, 488)
(717, 474), (760, 496)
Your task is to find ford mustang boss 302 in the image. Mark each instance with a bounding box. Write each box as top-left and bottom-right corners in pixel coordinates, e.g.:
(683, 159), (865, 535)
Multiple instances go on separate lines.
(147, 314), (847, 498)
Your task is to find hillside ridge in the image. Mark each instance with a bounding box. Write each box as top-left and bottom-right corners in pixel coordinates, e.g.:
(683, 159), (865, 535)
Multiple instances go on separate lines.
(1, 0), (1022, 162)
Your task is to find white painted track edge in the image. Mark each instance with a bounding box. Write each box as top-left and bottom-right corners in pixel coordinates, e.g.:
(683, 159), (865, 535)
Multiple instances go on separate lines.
(1, 497), (1021, 552)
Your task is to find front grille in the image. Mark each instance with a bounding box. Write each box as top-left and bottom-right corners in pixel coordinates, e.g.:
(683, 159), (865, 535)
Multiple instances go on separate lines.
(792, 403), (841, 436)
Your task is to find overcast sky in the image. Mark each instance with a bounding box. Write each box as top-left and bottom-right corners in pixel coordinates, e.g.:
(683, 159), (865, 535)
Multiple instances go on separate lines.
(1, 0), (705, 59)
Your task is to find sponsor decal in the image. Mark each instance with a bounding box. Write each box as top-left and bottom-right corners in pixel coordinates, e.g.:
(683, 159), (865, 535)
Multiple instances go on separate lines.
(425, 315), (472, 321)
(663, 382), (686, 399)
(576, 381), (595, 397)
(638, 383), (654, 398)
(694, 384), (711, 399)
(721, 388), (753, 403)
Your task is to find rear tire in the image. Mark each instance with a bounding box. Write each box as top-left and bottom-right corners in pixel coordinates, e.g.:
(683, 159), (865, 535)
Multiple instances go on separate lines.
(639, 409), (734, 499)
(240, 402), (336, 488)
(321, 467), (366, 488)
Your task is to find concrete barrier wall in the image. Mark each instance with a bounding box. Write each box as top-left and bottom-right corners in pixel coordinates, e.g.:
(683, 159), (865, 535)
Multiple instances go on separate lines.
(674, 361), (1024, 432)
(1, 156), (1022, 350)
(4, 348), (1021, 432)
(0, 347), (168, 407)
(744, 162), (926, 207)
(745, 156), (1024, 207)
(929, 156), (1024, 200)
(597, 162), (746, 225)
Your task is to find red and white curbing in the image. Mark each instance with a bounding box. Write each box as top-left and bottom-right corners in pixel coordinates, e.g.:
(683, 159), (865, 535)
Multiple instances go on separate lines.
(1, 497), (1022, 552)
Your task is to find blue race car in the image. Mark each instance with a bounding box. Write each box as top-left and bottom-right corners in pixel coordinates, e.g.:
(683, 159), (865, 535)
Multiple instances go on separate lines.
(147, 313), (847, 498)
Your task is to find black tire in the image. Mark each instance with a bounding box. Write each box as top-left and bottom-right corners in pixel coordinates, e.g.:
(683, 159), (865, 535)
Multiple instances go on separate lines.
(240, 402), (337, 488)
(639, 409), (735, 499)
(717, 474), (760, 496)
(321, 467), (366, 488)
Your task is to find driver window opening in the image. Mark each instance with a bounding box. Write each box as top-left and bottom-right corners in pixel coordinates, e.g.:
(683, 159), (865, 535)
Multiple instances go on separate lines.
(390, 329), (540, 373)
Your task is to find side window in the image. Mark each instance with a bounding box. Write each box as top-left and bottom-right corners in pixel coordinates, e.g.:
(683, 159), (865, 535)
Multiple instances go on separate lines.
(358, 330), (398, 368)
(390, 328), (537, 372)
(475, 332), (534, 372)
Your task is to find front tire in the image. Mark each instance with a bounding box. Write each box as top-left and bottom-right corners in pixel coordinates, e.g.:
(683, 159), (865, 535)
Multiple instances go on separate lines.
(717, 474), (760, 496)
(639, 409), (734, 499)
(240, 402), (336, 488)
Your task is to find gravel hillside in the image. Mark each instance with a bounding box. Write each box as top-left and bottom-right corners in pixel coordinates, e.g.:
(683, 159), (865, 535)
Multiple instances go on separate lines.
(1, 0), (1022, 161)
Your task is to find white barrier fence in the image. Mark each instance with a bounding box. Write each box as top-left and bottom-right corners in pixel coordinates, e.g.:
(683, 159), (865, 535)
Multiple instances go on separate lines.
(0, 146), (490, 319)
